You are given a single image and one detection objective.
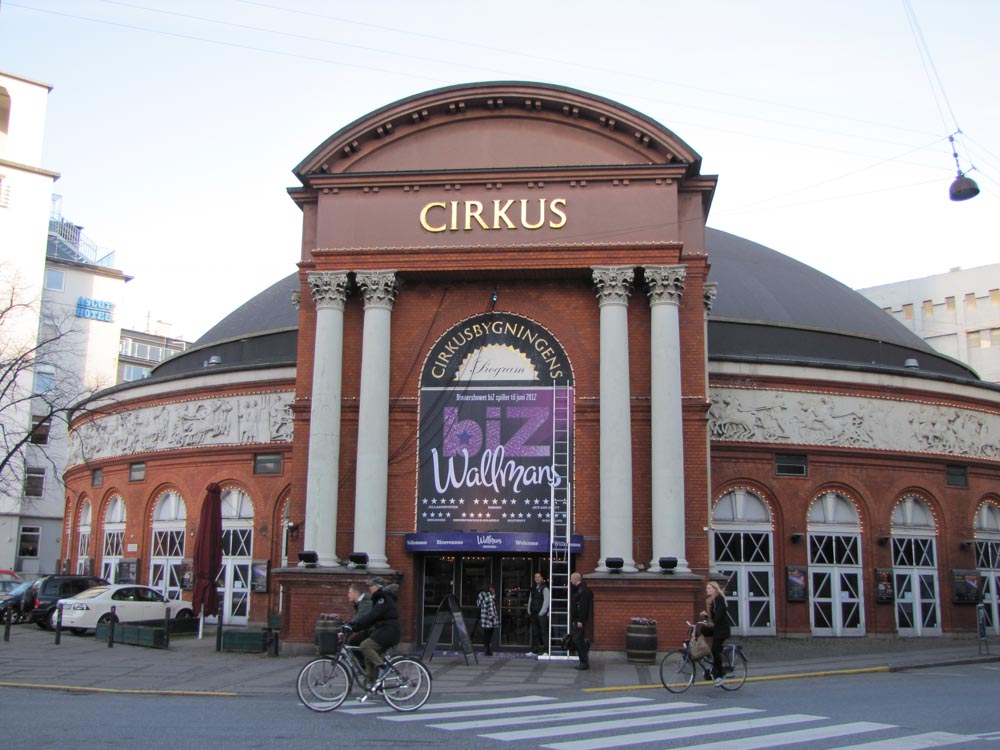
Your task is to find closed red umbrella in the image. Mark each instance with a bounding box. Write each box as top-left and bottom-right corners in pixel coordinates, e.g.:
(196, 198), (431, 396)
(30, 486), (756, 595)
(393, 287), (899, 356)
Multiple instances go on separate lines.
(192, 482), (223, 636)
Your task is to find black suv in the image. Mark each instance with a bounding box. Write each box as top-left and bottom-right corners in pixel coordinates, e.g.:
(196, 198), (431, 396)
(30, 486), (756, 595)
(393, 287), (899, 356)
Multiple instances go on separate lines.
(27, 575), (108, 630)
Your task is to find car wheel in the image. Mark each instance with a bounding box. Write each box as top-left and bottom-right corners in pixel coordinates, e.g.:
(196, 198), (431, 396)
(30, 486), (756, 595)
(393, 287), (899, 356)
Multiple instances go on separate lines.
(174, 608), (194, 620)
(97, 612), (119, 625)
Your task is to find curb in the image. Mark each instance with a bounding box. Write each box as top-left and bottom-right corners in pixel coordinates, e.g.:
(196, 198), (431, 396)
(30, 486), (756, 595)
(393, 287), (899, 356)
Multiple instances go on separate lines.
(0, 681), (239, 697)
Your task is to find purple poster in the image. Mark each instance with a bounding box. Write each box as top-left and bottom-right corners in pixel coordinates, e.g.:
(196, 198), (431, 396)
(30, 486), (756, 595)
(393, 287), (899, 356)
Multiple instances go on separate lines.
(418, 387), (569, 533)
(417, 313), (573, 535)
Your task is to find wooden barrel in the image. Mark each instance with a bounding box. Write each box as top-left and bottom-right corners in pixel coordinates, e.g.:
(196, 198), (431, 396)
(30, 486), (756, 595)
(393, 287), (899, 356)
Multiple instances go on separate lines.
(625, 621), (657, 664)
(314, 616), (342, 654)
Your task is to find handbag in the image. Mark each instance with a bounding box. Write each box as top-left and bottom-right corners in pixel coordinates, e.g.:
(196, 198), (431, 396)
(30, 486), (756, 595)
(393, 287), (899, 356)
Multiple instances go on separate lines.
(690, 633), (710, 659)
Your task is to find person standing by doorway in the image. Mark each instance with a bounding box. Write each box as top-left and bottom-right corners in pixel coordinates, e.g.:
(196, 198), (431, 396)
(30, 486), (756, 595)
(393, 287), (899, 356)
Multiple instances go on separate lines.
(477, 584), (500, 656)
(527, 572), (550, 654)
(569, 572), (593, 670)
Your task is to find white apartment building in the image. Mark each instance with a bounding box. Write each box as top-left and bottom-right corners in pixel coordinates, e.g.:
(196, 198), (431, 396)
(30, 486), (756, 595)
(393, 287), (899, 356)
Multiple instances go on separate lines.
(0, 71), (59, 574)
(1, 70), (133, 577)
(858, 264), (1000, 384)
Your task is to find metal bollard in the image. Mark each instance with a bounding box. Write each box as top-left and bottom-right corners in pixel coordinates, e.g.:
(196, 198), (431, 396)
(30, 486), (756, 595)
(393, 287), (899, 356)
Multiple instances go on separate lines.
(107, 605), (117, 648)
(54, 604), (63, 645)
(3, 605), (11, 642)
(163, 606), (171, 649)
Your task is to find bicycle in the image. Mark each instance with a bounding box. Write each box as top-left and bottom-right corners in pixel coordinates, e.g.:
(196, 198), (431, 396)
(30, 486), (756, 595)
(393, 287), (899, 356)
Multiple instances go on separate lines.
(296, 633), (432, 712)
(659, 620), (748, 693)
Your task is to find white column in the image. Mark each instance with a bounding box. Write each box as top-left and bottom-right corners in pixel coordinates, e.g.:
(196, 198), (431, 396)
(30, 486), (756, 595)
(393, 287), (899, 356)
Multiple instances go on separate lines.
(352, 270), (398, 570)
(592, 266), (636, 572)
(645, 265), (690, 573)
(304, 271), (349, 567)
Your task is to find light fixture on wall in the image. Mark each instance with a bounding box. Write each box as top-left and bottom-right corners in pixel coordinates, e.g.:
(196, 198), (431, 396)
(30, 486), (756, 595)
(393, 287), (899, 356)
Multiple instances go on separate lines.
(297, 550), (318, 567)
(604, 557), (624, 573)
(348, 552), (369, 569)
(285, 521), (300, 541)
(790, 532), (804, 544)
(658, 557), (678, 573)
(878, 535), (891, 546)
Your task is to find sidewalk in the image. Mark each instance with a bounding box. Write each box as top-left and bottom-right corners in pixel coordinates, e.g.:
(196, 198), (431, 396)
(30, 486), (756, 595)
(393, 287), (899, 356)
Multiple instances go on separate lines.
(0, 625), (995, 699)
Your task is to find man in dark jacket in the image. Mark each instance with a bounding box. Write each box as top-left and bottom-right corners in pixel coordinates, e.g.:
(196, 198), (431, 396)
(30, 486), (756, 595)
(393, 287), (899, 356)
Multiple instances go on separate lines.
(527, 572), (550, 654)
(344, 576), (400, 689)
(569, 572), (593, 670)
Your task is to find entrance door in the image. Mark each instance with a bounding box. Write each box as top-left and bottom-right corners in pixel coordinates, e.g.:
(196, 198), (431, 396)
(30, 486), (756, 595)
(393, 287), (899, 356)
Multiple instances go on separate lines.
(810, 568), (864, 636)
(219, 528), (252, 625)
(500, 558), (533, 648)
(460, 558), (493, 648)
(894, 570), (941, 636)
(981, 571), (1000, 635)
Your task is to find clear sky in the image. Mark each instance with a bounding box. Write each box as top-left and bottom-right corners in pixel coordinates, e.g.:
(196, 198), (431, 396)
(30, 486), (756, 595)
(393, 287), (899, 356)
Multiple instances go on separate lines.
(2, 0), (997, 341)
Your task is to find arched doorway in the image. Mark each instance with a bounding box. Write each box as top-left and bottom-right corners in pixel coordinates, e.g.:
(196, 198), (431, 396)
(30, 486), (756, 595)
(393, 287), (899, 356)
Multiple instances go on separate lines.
(891, 495), (941, 636)
(219, 486), (254, 625)
(974, 500), (1000, 635)
(711, 487), (775, 636)
(101, 495), (126, 583)
(807, 491), (864, 636)
(76, 500), (92, 575)
(149, 490), (187, 600)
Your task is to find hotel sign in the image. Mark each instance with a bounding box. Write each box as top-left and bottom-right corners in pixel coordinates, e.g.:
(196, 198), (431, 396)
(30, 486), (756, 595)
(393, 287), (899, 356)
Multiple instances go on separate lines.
(76, 297), (115, 322)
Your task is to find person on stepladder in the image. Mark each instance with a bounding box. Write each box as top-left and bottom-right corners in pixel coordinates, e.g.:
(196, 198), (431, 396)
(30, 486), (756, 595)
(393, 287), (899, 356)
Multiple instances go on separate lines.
(569, 572), (593, 670)
(527, 572), (550, 655)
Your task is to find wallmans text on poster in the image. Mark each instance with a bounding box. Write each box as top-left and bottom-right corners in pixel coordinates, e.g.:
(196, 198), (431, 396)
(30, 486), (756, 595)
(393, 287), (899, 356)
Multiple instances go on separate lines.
(417, 313), (573, 535)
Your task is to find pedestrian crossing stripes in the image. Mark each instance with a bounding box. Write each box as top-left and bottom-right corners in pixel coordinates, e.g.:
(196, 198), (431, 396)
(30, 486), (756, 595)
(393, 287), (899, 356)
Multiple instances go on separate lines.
(339, 694), (980, 749)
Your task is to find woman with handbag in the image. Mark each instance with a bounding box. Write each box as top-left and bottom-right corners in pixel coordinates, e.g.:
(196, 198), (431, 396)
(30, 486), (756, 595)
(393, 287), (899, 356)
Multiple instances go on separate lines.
(698, 581), (731, 686)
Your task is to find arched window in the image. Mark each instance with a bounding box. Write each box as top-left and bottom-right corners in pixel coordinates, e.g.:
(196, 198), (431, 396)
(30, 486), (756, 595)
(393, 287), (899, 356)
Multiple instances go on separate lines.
(101, 495), (126, 583)
(76, 500), (92, 574)
(149, 490), (187, 599)
(890, 495), (940, 636)
(974, 500), (1000, 635)
(711, 487), (774, 635)
(807, 491), (864, 636)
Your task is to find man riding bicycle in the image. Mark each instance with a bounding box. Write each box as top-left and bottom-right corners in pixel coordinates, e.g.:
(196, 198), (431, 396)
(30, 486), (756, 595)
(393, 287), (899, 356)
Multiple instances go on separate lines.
(342, 576), (400, 689)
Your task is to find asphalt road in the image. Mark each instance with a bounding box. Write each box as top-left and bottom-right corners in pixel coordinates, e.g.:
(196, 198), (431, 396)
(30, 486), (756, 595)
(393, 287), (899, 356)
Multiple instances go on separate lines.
(4, 663), (999, 750)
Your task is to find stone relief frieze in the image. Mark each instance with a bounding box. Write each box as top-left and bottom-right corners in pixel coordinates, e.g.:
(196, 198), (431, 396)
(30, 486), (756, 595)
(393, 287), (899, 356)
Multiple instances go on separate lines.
(707, 387), (1000, 461)
(67, 391), (294, 466)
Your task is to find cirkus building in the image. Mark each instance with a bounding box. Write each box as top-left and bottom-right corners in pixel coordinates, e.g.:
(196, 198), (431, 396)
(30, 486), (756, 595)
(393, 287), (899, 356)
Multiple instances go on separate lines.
(63, 82), (1000, 651)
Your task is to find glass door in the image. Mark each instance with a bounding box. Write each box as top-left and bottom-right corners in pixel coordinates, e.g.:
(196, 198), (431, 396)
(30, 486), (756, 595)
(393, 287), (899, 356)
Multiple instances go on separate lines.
(421, 556), (456, 646)
(460, 557), (492, 648)
(500, 557), (533, 647)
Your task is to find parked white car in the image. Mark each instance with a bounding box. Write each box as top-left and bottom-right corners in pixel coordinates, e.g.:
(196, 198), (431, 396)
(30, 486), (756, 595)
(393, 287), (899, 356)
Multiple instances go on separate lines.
(57, 585), (194, 632)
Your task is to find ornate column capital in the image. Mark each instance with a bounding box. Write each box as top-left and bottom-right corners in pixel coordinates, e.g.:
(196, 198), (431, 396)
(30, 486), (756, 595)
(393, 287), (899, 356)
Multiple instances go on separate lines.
(703, 282), (718, 313)
(643, 265), (687, 306)
(356, 270), (399, 311)
(592, 266), (635, 306)
(307, 271), (350, 311)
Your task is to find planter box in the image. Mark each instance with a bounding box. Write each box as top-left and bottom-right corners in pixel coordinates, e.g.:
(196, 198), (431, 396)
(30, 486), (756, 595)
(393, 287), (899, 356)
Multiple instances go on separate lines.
(222, 629), (267, 653)
(95, 622), (167, 649)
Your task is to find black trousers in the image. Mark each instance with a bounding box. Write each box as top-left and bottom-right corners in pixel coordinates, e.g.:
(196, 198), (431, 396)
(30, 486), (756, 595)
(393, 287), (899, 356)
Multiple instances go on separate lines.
(528, 613), (548, 652)
(699, 625), (727, 679)
(570, 624), (589, 665)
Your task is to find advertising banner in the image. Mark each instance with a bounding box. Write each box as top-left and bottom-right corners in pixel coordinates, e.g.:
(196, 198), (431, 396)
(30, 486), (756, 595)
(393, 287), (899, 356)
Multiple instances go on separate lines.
(417, 313), (573, 536)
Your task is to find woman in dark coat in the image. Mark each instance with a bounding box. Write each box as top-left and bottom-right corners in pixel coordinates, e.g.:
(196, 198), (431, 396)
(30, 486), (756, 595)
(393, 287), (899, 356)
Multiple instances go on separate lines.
(345, 576), (400, 687)
(698, 580), (731, 685)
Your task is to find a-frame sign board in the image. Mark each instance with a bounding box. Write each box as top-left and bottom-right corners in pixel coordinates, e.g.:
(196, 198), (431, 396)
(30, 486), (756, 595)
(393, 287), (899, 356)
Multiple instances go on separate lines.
(420, 594), (478, 664)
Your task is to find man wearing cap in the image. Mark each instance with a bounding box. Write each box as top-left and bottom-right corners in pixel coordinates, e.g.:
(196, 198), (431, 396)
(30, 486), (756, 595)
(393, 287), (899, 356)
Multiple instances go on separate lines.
(343, 576), (400, 691)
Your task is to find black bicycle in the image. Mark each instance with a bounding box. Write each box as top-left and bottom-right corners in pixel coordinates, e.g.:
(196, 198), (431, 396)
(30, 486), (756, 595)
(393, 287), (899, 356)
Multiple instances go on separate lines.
(659, 620), (748, 692)
(296, 635), (432, 712)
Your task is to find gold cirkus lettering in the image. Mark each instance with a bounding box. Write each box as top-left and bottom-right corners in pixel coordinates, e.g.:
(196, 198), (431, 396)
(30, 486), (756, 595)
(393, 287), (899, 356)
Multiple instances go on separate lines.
(419, 202), (447, 232)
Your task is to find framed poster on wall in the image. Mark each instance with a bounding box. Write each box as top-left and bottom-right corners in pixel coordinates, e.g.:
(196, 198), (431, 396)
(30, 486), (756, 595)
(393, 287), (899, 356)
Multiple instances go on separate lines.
(251, 559), (270, 593)
(951, 569), (982, 604)
(786, 565), (808, 602)
(875, 568), (894, 604)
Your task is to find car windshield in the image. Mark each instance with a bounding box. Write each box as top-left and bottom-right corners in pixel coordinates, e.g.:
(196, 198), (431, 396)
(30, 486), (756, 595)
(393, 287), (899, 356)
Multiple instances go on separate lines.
(73, 587), (110, 600)
(0, 580), (22, 594)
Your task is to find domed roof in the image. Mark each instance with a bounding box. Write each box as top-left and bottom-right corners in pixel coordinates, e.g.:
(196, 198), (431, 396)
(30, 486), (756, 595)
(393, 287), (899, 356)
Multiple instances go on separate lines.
(152, 230), (976, 383)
